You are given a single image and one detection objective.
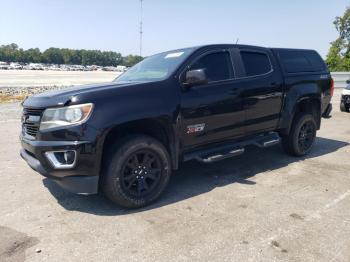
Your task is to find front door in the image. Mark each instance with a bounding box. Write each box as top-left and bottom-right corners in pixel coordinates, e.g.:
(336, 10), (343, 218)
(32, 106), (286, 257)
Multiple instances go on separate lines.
(180, 49), (245, 149)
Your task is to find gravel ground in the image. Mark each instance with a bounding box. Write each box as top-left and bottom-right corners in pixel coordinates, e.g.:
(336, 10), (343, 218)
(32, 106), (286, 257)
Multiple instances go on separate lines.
(0, 89), (349, 262)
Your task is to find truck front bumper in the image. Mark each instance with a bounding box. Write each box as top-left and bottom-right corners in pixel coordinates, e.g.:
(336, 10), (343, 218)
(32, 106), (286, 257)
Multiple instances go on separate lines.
(20, 136), (99, 194)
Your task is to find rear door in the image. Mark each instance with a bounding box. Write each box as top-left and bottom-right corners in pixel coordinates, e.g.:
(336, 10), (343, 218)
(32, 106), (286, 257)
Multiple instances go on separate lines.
(236, 47), (284, 135)
(180, 49), (245, 149)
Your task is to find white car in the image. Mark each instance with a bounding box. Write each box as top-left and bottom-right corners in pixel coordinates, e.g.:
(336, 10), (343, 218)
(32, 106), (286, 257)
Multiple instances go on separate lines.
(9, 62), (23, 70)
(0, 61), (9, 70)
(116, 65), (127, 72)
(25, 63), (44, 70)
(340, 80), (350, 112)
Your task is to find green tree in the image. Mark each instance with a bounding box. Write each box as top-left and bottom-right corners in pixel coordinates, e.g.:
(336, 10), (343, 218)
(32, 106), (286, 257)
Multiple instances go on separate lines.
(326, 7), (350, 71)
(0, 43), (19, 62)
(0, 43), (142, 67)
(122, 55), (143, 67)
(25, 48), (42, 63)
(326, 38), (345, 71)
(42, 48), (64, 64)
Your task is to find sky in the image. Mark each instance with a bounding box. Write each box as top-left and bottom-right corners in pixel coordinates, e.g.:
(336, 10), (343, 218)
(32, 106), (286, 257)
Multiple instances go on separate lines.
(0, 0), (348, 58)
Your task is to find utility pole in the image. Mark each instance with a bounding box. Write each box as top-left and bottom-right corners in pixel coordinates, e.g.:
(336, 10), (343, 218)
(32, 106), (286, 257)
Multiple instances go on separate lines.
(139, 0), (143, 57)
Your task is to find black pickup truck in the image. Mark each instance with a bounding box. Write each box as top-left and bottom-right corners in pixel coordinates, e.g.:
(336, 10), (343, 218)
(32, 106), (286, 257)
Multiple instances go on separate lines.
(20, 44), (333, 208)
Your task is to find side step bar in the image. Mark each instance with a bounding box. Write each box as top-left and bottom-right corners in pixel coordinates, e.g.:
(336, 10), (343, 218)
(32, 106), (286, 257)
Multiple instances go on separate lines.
(184, 132), (280, 164)
(197, 148), (245, 163)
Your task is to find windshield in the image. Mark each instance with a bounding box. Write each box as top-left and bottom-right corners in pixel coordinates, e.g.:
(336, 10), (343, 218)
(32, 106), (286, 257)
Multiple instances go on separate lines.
(114, 48), (195, 83)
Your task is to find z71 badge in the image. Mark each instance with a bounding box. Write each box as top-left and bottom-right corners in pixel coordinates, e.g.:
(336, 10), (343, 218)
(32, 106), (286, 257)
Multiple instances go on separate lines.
(186, 123), (206, 134)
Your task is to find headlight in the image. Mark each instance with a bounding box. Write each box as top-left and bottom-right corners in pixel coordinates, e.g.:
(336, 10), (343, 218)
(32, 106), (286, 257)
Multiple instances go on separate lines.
(40, 103), (93, 131)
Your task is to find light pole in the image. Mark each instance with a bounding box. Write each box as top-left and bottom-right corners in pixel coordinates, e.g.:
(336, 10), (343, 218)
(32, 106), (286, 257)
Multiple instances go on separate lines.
(139, 0), (143, 57)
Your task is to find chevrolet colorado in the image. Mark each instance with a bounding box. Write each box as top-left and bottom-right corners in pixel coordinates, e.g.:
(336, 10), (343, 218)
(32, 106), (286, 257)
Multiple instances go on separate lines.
(20, 44), (333, 208)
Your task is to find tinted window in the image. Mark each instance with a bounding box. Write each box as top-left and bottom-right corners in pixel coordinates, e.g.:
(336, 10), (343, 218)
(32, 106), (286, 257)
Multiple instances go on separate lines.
(303, 51), (326, 71)
(191, 52), (234, 82)
(278, 50), (326, 73)
(240, 51), (272, 77)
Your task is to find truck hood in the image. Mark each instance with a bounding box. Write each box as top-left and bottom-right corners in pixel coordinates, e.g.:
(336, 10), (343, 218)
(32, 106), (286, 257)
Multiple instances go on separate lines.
(22, 81), (143, 108)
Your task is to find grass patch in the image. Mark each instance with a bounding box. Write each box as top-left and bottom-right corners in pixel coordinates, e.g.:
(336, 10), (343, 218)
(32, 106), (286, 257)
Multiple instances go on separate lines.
(0, 94), (27, 103)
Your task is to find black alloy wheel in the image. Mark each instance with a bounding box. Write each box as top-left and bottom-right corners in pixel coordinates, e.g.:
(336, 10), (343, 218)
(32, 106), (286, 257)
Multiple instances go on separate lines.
(102, 135), (171, 208)
(282, 114), (317, 156)
(297, 121), (316, 153)
(120, 150), (162, 197)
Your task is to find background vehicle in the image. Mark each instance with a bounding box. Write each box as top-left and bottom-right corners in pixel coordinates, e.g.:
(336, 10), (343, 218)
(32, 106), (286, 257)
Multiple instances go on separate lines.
(9, 62), (23, 70)
(24, 63), (44, 70)
(0, 61), (9, 70)
(340, 79), (350, 112)
(20, 44), (333, 208)
(116, 65), (127, 72)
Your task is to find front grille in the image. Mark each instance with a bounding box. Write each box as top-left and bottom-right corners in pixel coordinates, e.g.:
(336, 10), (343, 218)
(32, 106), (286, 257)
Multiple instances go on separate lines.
(22, 107), (45, 138)
(24, 122), (40, 137)
(23, 107), (44, 116)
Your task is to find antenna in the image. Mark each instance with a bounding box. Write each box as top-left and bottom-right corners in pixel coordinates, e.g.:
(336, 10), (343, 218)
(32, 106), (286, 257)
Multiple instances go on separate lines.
(139, 0), (143, 57)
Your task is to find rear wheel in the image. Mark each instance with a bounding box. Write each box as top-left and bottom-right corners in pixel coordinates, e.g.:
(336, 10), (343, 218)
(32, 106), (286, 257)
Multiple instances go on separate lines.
(282, 114), (317, 156)
(102, 135), (171, 208)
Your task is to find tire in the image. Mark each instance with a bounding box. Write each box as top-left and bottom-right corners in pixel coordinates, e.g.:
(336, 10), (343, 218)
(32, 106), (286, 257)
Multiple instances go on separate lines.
(282, 114), (317, 157)
(340, 102), (346, 112)
(340, 102), (350, 112)
(102, 135), (172, 208)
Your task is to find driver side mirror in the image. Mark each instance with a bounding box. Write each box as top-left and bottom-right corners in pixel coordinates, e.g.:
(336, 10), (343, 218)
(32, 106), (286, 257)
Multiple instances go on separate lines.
(184, 69), (208, 87)
(346, 79), (350, 84)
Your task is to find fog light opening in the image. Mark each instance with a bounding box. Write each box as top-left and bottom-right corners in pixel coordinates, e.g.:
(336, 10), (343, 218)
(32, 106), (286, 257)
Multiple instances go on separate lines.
(63, 151), (75, 164)
(45, 150), (77, 169)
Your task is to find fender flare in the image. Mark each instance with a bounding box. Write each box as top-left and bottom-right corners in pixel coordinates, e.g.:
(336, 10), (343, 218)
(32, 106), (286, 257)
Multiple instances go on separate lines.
(279, 90), (321, 135)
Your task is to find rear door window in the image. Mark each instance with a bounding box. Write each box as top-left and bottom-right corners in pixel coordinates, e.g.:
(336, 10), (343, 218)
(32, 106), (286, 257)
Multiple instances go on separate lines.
(240, 51), (272, 77)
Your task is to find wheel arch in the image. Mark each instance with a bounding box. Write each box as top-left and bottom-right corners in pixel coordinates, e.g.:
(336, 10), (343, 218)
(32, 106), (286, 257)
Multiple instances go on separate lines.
(100, 118), (179, 175)
(280, 95), (321, 135)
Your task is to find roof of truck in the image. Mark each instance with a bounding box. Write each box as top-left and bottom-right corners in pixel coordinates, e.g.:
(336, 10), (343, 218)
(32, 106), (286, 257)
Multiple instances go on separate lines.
(166, 44), (318, 54)
(200, 44), (317, 52)
(154, 44), (319, 58)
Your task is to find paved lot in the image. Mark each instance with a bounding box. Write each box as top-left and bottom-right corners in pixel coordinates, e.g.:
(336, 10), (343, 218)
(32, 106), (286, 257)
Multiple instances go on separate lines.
(0, 70), (119, 88)
(0, 89), (349, 262)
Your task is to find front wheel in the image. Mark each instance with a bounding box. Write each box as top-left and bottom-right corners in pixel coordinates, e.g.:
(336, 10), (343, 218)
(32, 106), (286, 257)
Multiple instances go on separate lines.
(102, 135), (172, 208)
(282, 114), (317, 156)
